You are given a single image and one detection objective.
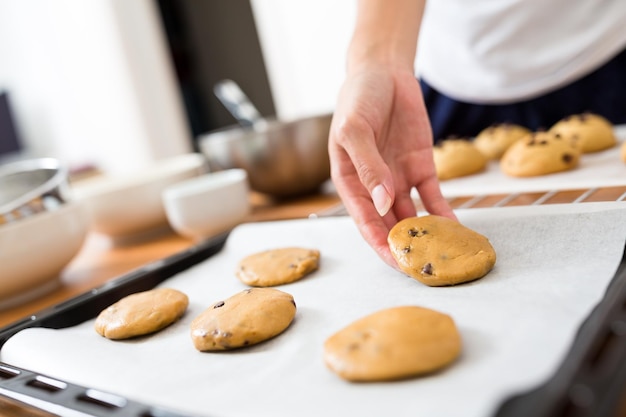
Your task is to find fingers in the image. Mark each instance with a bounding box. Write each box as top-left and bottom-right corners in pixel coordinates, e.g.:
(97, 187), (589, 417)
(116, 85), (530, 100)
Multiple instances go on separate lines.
(329, 115), (399, 267)
(407, 148), (456, 220)
(333, 175), (399, 268)
(331, 113), (395, 216)
(415, 174), (457, 221)
(360, 217), (399, 268)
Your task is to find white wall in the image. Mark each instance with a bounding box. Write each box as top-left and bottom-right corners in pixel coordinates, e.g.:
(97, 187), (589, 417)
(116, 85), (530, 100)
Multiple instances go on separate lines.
(0, 0), (191, 174)
(0, 0), (356, 173)
(250, 0), (356, 121)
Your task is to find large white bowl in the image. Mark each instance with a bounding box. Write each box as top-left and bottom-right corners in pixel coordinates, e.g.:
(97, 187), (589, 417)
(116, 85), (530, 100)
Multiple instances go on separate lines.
(0, 200), (89, 310)
(162, 169), (250, 240)
(72, 153), (208, 240)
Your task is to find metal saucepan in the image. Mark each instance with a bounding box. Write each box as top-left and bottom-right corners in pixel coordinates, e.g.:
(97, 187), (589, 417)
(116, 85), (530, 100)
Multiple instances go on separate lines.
(198, 80), (332, 198)
(0, 158), (71, 225)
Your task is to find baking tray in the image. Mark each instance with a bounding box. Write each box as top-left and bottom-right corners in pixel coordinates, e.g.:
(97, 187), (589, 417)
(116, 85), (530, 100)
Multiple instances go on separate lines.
(434, 125), (626, 199)
(0, 226), (625, 417)
(0, 232), (229, 417)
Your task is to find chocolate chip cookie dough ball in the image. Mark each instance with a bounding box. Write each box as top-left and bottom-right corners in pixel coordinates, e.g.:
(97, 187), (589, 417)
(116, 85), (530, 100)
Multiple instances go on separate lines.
(473, 123), (532, 160)
(549, 112), (616, 153)
(95, 288), (189, 340)
(621, 141), (626, 163)
(433, 138), (487, 180)
(500, 131), (580, 177)
(388, 215), (496, 286)
(236, 247), (320, 287)
(324, 306), (462, 382)
(190, 288), (296, 351)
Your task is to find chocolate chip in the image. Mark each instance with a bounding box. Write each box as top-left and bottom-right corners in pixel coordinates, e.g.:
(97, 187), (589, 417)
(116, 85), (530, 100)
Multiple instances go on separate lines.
(402, 246), (411, 254)
(562, 153), (574, 164)
(408, 228), (427, 237)
(422, 263), (433, 275)
(359, 331), (372, 340)
(213, 301), (225, 308)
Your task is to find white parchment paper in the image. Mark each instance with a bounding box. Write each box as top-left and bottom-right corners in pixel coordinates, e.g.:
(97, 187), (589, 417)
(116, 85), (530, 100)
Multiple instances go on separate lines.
(435, 126), (626, 198)
(3, 202), (626, 417)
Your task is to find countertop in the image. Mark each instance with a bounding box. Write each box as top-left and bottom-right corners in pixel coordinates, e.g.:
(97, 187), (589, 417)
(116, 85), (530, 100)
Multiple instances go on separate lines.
(4, 183), (626, 329)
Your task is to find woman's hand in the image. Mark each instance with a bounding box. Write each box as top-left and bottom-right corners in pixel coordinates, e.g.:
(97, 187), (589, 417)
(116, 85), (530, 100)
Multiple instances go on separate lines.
(328, 63), (456, 267)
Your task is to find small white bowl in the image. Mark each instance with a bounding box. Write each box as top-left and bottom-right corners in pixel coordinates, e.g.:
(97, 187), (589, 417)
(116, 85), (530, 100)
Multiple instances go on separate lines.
(72, 153), (208, 240)
(0, 200), (89, 310)
(162, 169), (250, 240)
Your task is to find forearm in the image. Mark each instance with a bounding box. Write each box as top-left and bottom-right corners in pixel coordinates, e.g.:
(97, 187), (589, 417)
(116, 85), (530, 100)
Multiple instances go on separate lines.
(347, 0), (426, 72)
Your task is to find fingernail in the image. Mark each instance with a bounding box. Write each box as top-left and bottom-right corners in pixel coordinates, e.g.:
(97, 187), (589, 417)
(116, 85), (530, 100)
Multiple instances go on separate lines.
(372, 184), (392, 217)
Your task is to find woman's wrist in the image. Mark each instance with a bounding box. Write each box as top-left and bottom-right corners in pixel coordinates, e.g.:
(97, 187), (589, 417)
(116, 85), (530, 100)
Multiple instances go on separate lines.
(347, 0), (425, 73)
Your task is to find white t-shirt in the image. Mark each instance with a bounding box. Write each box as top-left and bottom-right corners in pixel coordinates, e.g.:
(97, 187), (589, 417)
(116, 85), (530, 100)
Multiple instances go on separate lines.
(416, 0), (626, 104)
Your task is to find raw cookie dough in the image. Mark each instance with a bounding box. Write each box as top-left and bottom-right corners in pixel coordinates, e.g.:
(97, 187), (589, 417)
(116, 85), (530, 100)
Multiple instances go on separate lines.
(549, 112), (616, 153)
(473, 123), (531, 160)
(433, 139), (487, 180)
(621, 141), (626, 163)
(236, 247), (320, 287)
(388, 215), (496, 286)
(500, 130), (580, 177)
(323, 306), (462, 382)
(95, 288), (189, 340)
(190, 288), (296, 351)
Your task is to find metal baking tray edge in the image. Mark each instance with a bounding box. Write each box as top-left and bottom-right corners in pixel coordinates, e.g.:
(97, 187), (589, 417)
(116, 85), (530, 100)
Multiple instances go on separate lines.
(0, 234), (624, 417)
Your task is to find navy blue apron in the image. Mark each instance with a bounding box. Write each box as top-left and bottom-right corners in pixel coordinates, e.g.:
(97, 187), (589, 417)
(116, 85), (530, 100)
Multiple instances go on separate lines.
(420, 47), (626, 142)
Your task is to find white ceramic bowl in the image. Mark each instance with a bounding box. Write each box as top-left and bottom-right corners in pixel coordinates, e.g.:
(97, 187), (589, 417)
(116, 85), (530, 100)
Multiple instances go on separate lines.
(0, 200), (89, 310)
(162, 169), (250, 240)
(72, 153), (208, 239)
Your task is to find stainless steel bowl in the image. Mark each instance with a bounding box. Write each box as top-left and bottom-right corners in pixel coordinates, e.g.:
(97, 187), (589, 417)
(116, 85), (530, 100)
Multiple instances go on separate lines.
(198, 113), (333, 198)
(0, 158), (71, 225)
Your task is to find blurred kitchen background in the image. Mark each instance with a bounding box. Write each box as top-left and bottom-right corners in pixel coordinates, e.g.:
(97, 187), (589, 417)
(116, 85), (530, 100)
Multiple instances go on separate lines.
(0, 0), (355, 174)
